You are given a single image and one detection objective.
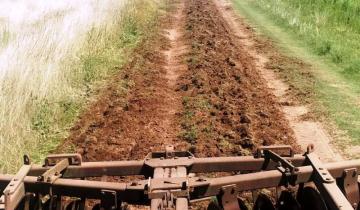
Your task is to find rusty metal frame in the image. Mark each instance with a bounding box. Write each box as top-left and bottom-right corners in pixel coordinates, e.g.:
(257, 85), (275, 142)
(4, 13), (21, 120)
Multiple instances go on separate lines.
(0, 145), (359, 210)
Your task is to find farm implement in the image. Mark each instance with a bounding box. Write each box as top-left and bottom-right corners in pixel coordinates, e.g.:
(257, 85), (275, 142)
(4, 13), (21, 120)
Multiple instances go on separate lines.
(0, 145), (359, 210)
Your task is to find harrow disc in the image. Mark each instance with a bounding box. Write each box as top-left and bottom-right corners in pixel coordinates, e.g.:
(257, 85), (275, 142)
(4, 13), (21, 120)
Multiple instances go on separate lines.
(207, 197), (248, 210)
(253, 193), (275, 210)
(297, 186), (327, 210)
(277, 190), (300, 210)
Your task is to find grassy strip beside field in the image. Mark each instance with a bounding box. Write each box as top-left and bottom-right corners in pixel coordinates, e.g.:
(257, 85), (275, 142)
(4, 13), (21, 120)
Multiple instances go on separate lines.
(0, 0), (163, 172)
(231, 0), (360, 150)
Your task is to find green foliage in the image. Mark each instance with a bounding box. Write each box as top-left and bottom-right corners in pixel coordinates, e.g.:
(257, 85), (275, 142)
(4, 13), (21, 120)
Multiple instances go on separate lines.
(31, 98), (81, 163)
(231, 0), (360, 146)
(180, 97), (198, 144)
(343, 60), (360, 79)
(236, 0), (360, 83)
(121, 16), (140, 44)
(315, 40), (331, 56)
(82, 56), (106, 82)
(180, 126), (198, 144)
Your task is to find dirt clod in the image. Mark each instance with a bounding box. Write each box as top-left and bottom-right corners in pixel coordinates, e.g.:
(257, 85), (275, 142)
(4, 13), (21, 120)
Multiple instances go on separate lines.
(58, 0), (297, 164)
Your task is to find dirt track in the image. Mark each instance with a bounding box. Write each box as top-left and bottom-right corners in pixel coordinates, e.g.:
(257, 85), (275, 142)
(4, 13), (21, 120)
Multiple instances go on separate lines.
(58, 0), (298, 163)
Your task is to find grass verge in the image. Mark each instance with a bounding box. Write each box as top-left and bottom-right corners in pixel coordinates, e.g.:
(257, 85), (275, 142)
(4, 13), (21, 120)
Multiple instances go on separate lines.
(0, 0), (163, 172)
(231, 0), (360, 152)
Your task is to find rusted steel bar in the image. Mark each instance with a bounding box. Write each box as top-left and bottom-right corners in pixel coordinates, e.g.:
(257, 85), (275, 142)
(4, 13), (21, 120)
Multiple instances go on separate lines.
(316, 181), (354, 210)
(28, 160), (145, 177)
(0, 160), (358, 204)
(306, 153), (354, 210)
(150, 167), (166, 210)
(28, 155), (306, 178)
(189, 159), (360, 199)
(0, 165), (31, 210)
(1, 145), (360, 210)
(191, 155), (305, 173)
(0, 175), (131, 199)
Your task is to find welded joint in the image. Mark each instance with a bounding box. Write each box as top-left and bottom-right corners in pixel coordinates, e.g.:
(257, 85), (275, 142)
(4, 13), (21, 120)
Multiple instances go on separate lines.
(262, 150), (298, 172)
(37, 158), (69, 183)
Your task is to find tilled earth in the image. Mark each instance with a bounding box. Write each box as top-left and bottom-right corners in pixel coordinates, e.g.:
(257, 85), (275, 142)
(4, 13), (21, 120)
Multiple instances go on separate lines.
(58, 0), (297, 169)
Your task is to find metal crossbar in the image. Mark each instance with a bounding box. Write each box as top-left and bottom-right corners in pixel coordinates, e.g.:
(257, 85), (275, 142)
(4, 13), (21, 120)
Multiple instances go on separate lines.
(0, 145), (359, 210)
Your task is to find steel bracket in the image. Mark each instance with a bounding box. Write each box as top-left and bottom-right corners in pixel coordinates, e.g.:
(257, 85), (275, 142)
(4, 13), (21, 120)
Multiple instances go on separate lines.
(0, 164), (32, 210)
(305, 152), (354, 209)
(255, 145), (294, 159)
(148, 177), (189, 199)
(165, 145), (175, 159)
(258, 146), (298, 186)
(44, 154), (82, 166)
(338, 168), (359, 209)
(306, 153), (334, 183)
(37, 159), (69, 183)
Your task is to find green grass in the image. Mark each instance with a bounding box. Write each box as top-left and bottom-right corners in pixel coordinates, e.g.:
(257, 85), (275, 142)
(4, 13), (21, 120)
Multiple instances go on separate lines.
(30, 0), (162, 165)
(245, 0), (360, 80)
(0, 0), (162, 172)
(180, 96), (199, 144)
(231, 0), (360, 146)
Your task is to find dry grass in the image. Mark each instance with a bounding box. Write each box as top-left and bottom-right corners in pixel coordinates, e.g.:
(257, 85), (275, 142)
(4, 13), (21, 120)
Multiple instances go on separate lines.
(0, 0), (162, 172)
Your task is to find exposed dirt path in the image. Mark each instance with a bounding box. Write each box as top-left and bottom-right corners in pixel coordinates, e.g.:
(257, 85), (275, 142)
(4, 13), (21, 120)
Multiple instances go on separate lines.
(213, 0), (342, 161)
(58, 1), (188, 161)
(161, 1), (188, 146)
(54, 1), (304, 208)
(176, 0), (297, 158)
(59, 0), (298, 164)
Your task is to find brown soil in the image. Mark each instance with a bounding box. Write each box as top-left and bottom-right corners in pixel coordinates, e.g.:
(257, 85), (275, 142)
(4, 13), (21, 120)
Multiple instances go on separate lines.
(214, 0), (342, 161)
(176, 0), (298, 158)
(58, 0), (297, 163)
